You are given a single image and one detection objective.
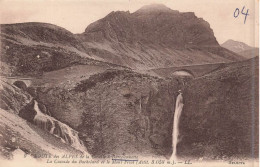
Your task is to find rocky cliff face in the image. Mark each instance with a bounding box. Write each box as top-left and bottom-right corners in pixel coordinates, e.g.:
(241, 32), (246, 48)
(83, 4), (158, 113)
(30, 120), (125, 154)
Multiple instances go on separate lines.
(78, 4), (244, 68)
(0, 80), (87, 159)
(31, 70), (185, 158)
(178, 57), (259, 159)
(1, 56), (257, 160)
(20, 58), (258, 159)
(0, 80), (31, 113)
(83, 4), (218, 47)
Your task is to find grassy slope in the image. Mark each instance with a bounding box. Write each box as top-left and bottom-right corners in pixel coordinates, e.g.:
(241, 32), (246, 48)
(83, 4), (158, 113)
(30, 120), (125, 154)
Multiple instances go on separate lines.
(0, 23), (125, 77)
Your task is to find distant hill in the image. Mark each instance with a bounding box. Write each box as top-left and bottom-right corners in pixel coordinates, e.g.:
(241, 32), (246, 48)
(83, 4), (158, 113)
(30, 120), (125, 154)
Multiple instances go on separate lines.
(221, 39), (253, 53)
(0, 22), (83, 49)
(0, 23), (125, 76)
(221, 39), (259, 59)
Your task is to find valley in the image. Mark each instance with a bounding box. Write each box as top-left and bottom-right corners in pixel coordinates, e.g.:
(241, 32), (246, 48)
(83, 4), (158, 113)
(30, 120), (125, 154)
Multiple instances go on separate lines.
(0, 3), (258, 164)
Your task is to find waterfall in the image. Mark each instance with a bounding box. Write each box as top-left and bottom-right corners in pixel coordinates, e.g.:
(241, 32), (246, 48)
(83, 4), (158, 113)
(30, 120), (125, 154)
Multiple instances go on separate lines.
(170, 92), (184, 161)
(32, 100), (90, 156)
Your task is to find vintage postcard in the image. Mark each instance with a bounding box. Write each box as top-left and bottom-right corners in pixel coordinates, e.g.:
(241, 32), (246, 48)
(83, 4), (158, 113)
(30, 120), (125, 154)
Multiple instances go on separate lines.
(0, 0), (259, 166)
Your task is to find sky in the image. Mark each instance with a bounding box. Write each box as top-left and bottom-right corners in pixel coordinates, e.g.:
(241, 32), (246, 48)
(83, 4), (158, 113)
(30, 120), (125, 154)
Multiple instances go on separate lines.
(0, 0), (259, 47)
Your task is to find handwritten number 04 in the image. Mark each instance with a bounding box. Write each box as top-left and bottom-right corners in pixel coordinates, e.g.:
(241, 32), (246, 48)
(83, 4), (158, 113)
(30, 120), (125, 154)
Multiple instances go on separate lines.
(234, 6), (249, 24)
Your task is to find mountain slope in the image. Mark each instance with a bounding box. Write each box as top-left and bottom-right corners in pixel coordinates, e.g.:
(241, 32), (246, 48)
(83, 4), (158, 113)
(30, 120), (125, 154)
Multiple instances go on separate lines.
(1, 22), (82, 49)
(0, 23), (126, 76)
(178, 57), (259, 159)
(83, 5), (218, 47)
(78, 4), (244, 69)
(1, 5), (245, 75)
(21, 57), (258, 159)
(221, 39), (253, 53)
(221, 39), (259, 59)
(238, 48), (259, 59)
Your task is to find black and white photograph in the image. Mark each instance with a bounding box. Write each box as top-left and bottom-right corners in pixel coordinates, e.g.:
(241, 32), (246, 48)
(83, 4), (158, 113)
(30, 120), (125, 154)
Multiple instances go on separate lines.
(0, 0), (259, 166)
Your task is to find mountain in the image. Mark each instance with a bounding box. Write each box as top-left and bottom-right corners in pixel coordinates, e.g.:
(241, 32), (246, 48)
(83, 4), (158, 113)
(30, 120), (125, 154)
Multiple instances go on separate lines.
(79, 4), (244, 68)
(82, 4), (219, 47)
(0, 5), (245, 77)
(221, 39), (253, 53)
(0, 4), (257, 161)
(221, 39), (259, 58)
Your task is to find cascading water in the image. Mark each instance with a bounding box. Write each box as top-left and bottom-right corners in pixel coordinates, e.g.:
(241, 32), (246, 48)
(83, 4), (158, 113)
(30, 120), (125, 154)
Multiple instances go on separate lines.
(32, 100), (90, 156)
(170, 91), (184, 161)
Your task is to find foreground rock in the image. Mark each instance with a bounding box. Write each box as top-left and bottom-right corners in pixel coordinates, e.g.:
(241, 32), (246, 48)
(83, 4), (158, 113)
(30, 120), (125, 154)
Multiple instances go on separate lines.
(0, 80), (87, 159)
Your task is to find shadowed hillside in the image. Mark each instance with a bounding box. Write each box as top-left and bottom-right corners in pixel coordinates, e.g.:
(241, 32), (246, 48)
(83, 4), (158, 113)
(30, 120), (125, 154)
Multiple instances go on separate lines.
(178, 57), (259, 159)
(0, 23), (126, 76)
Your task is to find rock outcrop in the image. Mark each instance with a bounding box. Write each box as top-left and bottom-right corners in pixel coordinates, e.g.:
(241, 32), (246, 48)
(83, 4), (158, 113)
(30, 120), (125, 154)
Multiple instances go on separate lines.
(0, 80), (88, 158)
(0, 80), (31, 113)
(32, 70), (186, 158)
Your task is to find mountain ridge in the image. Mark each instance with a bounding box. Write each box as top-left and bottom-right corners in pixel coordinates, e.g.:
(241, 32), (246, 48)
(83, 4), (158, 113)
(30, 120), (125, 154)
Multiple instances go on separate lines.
(78, 4), (244, 68)
(221, 39), (259, 59)
(82, 5), (219, 47)
(0, 4), (245, 76)
(221, 39), (253, 53)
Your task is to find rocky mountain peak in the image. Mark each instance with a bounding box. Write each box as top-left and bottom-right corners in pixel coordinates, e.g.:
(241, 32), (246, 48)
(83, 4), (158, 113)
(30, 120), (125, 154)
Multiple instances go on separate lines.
(83, 4), (219, 48)
(134, 4), (174, 14)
